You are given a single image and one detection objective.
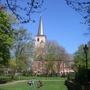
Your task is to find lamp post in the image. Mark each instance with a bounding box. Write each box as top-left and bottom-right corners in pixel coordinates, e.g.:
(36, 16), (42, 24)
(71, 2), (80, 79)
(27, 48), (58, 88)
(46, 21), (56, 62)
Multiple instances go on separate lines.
(83, 44), (88, 69)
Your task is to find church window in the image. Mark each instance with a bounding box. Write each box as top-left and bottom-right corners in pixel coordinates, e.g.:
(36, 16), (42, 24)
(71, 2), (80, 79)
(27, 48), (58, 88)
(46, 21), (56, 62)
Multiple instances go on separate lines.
(37, 38), (39, 41)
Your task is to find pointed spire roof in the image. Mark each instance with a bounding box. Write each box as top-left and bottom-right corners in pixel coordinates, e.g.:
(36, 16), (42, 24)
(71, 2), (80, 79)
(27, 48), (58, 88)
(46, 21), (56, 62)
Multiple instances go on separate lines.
(37, 16), (44, 36)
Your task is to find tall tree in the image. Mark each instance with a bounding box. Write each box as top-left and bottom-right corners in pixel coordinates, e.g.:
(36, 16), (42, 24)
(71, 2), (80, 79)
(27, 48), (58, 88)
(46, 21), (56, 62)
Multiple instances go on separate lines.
(11, 28), (34, 72)
(44, 41), (69, 61)
(9, 59), (17, 79)
(0, 0), (44, 23)
(44, 41), (71, 75)
(74, 44), (90, 69)
(0, 9), (14, 66)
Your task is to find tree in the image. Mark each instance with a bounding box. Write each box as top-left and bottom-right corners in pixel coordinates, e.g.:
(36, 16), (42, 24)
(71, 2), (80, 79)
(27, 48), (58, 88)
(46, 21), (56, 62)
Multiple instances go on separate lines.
(0, 0), (44, 23)
(74, 44), (90, 69)
(9, 59), (17, 79)
(0, 9), (14, 66)
(65, 0), (90, 28)
(74, 45), (85, 69)
(11, 28), (34, 72)
(44, 41), (71, 75)
(35, 45), (46, 61)
(44, 41), (69, 61)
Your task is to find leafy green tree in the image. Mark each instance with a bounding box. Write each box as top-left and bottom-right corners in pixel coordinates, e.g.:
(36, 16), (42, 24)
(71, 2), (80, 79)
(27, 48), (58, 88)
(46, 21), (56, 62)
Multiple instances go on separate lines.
(9, 59), (17, 79)
(0, 10), (14, 66)
(87, 42), (90, 68)
(74, 44), (90, 69)
(74, 45), (85, 69)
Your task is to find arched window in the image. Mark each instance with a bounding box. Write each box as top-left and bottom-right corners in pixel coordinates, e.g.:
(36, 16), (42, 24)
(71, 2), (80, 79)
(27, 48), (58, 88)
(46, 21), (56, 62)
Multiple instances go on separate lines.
(37, 38), (39, 41)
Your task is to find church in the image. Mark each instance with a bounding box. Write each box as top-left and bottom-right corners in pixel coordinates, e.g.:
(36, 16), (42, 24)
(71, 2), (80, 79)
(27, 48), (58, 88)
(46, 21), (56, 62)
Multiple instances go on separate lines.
(32, 17), (74, 76)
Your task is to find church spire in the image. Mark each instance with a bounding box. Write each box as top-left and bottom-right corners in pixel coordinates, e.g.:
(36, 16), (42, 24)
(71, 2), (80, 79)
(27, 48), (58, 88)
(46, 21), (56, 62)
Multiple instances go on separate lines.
(37, 16), (44, 36)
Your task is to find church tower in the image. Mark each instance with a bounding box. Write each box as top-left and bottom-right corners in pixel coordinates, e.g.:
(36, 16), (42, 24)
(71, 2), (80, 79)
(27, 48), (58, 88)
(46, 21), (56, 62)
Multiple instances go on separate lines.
(35, 16), (46, 48)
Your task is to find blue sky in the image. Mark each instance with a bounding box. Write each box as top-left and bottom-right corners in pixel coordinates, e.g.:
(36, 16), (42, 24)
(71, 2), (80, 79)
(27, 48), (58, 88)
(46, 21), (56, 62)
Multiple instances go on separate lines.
(21, 0), (89, 54)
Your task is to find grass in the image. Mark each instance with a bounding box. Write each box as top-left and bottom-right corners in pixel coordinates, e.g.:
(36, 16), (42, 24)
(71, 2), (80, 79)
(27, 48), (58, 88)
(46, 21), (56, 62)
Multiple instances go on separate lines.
(0, 77), (67, 90)
(0, 75), (66, 81)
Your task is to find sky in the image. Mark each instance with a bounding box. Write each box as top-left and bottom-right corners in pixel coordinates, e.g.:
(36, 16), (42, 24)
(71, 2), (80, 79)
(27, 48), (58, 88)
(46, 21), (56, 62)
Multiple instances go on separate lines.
(21, 0), (90, 54)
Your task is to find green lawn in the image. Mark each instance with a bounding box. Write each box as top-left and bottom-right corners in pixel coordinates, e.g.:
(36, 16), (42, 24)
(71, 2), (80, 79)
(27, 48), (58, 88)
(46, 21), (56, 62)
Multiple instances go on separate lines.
(0, 77), (67, 90)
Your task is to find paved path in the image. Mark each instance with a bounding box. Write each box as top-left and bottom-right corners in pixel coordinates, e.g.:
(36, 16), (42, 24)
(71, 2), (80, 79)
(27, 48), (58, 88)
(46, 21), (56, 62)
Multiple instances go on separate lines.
(0, 79), (65, 86)
(0, 80), (28, 86)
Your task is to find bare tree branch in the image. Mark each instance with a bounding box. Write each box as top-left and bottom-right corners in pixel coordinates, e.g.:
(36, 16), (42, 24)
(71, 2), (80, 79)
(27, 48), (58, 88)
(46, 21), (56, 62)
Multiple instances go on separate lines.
(0, 0), (44, 23)
(65, 0), (90, 27)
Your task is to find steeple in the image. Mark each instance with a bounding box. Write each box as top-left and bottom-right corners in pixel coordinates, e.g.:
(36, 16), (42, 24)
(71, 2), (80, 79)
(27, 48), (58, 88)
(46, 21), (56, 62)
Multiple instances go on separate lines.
(37, 16), (44, 36)
(35, 16), (46, 48)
